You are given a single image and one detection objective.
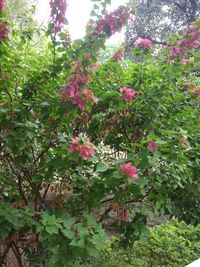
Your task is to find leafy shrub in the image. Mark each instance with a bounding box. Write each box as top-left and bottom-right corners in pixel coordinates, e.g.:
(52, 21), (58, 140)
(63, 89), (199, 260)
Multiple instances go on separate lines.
(86, 220), (200, 267)
(1, 0), (200, 265)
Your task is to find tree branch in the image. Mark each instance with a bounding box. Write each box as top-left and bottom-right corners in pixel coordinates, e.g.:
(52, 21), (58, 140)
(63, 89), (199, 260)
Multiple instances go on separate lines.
(11, 243), (23, 267)
(0, 242), (12, 266)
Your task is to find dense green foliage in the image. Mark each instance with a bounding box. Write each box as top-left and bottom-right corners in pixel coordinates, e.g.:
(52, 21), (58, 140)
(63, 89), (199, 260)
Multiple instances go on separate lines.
(0, 0), (200, 266)
(86, 220), (200, 267)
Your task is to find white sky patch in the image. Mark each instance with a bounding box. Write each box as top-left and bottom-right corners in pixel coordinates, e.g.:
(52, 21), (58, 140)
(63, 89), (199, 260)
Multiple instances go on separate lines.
(36, 0), (128, 44)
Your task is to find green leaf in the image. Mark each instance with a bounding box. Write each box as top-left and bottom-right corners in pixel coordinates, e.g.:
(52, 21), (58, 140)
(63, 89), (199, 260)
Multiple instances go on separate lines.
(62, 228), (75, 240)
(96, 163), (108, 172)
(46, 225), (59, 235)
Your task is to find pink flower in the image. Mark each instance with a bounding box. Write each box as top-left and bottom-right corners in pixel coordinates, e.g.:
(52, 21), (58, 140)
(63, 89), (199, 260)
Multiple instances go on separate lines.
(0, 0), (5, 12)
(68, 137), (79, 153)
(135, 38), (153, 49)
(120, 162), (138, 180)
(147, 140), (158, 152)
(49, 0), (68, 34)
(170, 46), (183, 56)
(91, 63), (101, 70)
(72, 95), (86, 110)
(69, 136), (95, 160)
(179, 39), (188, 46)
(0, 22), (9, 42)
(62, 72), (92, 110)
(78, 144), (95, 160)
(84, 53), (91, 60)
(83, 89), (99, 104)
(61, 66), (100, 110)
(94, 6), (131, 37)
(195, 90), (200, 98)
(120, 87), (137, 102)
(181, 58), (187, 64)
(167, 22), (200, 62)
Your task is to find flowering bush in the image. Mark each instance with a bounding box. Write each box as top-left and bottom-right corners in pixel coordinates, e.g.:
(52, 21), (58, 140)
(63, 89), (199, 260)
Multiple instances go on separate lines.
(0, 0), (8, 42)
(94, 5), (131, 37)
(69, 136), (95, 160)
(120, 162), (138, 180)
(135, 38), (153, 49)
(147, 140), (158, 152)
(165, 20), (200, 62)
(0, 0), (5, 12)
(49, 0), (68, 33)
(120, 87), (137, 102)
(0, 22), (8, 41)
(0, 0), (200, 266)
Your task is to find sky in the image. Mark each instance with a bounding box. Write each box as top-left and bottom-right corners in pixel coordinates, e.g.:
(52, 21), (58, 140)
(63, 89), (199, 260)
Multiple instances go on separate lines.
(37, 0), (128, 44)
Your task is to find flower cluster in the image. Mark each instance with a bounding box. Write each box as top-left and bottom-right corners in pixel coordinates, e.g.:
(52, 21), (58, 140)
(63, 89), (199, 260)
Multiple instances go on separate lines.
(195, 90), (200, 97)
(120, 87), (137, 102)
(135, 38), (153, 50)
(166, 21), (200, 61)
(147, 140), (158, 152)
(83, 89), (99, 104)
(0, 0), (5, 12)
(62, 72), (98, 110)
(69, 136), (95, 160)
(0, 1), (8, 42)
(94, 6), (131, 37)
(120, 162), (138, 180)
(91, 62), (101, 70)
(49, 0), (68, 34)
(179, 23), (200, 50)
(112, 49), (124, 62)
(0, 22), (9, 42)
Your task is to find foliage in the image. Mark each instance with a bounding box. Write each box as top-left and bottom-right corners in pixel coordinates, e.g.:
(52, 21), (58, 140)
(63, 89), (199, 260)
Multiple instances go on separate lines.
(0, 0), (200, 266)
(86, 220), (200, 267)
(5, 0), (37, 29)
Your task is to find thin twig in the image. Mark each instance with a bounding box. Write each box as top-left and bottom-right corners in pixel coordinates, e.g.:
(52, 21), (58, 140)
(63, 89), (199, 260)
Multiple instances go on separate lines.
(98, 207), (113, 223)
(0, 242), (12, 266)
(11, 243), (23, 267)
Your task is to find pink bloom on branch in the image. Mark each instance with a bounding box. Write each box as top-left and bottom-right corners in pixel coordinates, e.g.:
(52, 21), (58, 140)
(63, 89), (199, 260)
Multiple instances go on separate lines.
(147, 140), (158, 152)
(49, 0), (68, 34)
(170, 46), (183, 56)
(166, 22), (200, 61)
(78, 144), (95, 160)
(72, 95), (86, 110)
(68, 137), (79, 153)
(120, 162), (138, 180)
(0, 0), (5, 12)
(195, 90), (200, 98)
(0, 22), (9, 42)
(83, 89), (99, 104)
(69, 136), (95, 160)
(84, 52), (91, 60)
(62, 71), (98, 110)
(135, 38), (153, 49)
(91, 62), (101, 70)
(94, 6), (131, 37)
(120, 87), (137, 102)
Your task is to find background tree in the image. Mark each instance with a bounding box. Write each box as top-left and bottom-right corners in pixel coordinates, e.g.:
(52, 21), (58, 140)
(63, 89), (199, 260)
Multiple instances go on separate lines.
(125, 0), (200, 57)
(5, 0), (36, 23)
